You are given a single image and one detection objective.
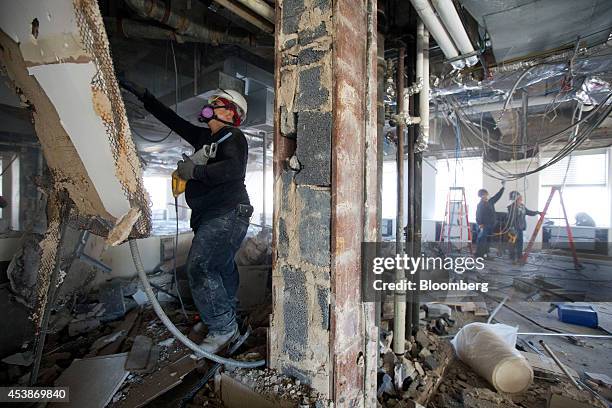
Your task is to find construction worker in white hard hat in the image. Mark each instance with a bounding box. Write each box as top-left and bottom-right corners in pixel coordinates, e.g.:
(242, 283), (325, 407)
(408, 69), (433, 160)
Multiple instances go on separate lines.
(120, 80), (252, 353)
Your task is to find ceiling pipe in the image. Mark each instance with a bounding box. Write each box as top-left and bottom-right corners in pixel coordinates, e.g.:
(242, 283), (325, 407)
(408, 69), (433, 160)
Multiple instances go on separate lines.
(232, 0), (274, 23)
(105, 17), (184, 42)
(431, 0), (478, 67)
(124, 0), (258, 46)
(409, 0), (464, 69)
(212, 0), (274, 33)
(416, 21), (430, 152)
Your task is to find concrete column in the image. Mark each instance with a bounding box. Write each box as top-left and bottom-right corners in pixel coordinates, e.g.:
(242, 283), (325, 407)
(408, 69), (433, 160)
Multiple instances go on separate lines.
(271, 0), (378, 404)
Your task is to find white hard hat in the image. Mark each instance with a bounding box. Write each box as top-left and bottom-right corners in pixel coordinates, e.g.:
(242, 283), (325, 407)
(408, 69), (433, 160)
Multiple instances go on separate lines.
(209, 89), (248, 122)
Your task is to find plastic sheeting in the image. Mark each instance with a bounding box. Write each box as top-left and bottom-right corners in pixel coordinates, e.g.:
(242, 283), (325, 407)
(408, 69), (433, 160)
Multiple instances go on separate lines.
(451, 323), (534, 393)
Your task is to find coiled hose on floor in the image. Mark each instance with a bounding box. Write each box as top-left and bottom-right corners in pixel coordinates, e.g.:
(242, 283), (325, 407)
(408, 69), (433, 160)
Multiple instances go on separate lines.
(129, 239), (265, 368)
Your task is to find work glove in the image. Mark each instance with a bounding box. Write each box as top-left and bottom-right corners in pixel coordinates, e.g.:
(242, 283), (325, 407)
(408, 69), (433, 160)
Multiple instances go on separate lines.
(118, 78), (146, 99)
(177, 154), (196, 180)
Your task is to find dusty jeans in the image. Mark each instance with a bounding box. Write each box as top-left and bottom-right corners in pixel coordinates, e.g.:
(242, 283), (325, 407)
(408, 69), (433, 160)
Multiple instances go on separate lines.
(510, 230), (524, 261)
(186, 207), (250, 334)
(475, 225), (493, 257)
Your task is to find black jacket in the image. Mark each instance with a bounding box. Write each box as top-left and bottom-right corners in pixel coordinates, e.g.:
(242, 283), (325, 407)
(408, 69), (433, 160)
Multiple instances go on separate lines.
(507, 202), (539, 231)
(476, 187), (504, 227)
(141, 91), (250, 228)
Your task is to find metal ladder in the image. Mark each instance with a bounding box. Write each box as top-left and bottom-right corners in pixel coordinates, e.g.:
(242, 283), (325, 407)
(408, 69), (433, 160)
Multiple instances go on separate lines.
(521, 186), (581, 268)
(439, 186), (473, 254)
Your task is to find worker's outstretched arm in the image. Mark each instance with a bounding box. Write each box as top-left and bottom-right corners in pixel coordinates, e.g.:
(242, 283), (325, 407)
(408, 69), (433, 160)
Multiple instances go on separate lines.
(526, 208), (541, 216)
(141, 91), (211, 147)
(489, 186), (505, 204)
(193, 133), (247, 186)
(119, 79), (211, 147)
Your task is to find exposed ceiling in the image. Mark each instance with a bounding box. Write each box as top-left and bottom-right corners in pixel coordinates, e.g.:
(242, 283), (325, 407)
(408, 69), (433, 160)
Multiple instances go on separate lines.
(458, 0), (612, 63)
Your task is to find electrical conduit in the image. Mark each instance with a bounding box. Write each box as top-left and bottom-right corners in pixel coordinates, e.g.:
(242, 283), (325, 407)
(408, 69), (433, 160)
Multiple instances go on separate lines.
(128, 239), (265, 368)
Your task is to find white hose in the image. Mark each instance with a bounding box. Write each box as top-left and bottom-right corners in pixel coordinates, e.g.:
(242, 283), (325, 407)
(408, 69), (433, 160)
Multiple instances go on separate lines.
(129, 239), (265, 368)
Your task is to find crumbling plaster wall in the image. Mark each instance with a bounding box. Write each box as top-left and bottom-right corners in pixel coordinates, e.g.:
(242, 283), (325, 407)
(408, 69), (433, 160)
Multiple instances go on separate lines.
(0, 0), (150, 238)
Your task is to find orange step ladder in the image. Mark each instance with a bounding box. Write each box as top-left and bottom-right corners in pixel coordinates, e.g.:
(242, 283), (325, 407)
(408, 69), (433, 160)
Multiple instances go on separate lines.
(439, 187), (473, 254)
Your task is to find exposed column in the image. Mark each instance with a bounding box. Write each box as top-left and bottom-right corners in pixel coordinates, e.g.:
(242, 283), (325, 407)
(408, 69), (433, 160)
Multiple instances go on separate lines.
(271, 0), (378, 404)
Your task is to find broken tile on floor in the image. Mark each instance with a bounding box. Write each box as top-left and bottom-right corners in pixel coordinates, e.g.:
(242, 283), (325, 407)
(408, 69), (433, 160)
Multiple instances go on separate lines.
(125, 334), (158, 373)
(50, 353), (129, 408)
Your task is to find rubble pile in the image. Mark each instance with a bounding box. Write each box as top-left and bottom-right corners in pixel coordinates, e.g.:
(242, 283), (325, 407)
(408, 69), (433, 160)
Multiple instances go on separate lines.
(377, 326), (450, 407)
(433, 359), (607, 408)
(225, 366), (325, 405)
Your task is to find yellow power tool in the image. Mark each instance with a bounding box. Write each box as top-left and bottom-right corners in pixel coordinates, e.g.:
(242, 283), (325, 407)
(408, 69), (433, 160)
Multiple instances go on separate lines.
(171, 142), (219, 197)
(172, 170), (187, 198)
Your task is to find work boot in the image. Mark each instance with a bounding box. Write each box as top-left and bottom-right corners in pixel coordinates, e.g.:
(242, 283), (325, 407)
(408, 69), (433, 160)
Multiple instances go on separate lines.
(197, 324), (239, 354)
(192, 322), (205, 334)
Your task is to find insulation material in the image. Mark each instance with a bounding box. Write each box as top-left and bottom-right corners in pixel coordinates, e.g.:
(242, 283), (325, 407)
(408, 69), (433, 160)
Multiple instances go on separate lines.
(451, 323), (534, 394)
(0, 0), (150, 238)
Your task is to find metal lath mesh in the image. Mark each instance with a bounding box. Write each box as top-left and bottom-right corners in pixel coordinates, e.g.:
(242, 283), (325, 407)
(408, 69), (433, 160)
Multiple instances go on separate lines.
(72, 0), (151, 238)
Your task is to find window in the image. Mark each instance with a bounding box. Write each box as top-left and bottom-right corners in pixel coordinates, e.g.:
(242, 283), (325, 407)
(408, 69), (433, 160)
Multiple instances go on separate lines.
(539, 151), (610, 227)
(143, 175), (190, 235)
(434, 157), (483, 222)
(540, 153), (607, 186)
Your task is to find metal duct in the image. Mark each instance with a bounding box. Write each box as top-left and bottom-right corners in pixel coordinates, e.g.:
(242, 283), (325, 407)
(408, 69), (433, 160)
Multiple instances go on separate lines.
(124, 0), (256, 46)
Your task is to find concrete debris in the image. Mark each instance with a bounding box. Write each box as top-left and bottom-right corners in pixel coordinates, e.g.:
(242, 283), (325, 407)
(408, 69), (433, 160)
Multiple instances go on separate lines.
(547, 393), (597, 408)
(125, 335), (158, 373)
(380, 330), (393, 354)
(68, 317), (101, 337)
(1, 351), (34, 366)
(383, 351), (397, 375)
(414, 361), (425, 377)
(584, 372), (612, 389)
(158, 337), (176, 347)
(224, 367), (324, 405)
(90, 330), (126, 352)
(425, 303), (452, 319)
(462, 387), (520, 408)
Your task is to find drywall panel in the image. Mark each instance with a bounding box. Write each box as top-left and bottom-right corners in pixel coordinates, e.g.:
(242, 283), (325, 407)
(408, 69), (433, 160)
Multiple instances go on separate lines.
(94, 232), (193, 284)
(28, 62), (130, 218)
(0, 0), (87, 66)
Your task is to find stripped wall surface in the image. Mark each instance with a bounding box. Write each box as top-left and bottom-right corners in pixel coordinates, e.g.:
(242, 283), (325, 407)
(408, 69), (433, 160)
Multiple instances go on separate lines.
(272, 0), (378, 404)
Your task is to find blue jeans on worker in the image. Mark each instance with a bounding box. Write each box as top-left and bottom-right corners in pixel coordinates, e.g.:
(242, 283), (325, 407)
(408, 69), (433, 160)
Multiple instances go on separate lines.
(475, 225), (493, 257)
(186, 207), (250, 334)
(510, 230), (524, 261)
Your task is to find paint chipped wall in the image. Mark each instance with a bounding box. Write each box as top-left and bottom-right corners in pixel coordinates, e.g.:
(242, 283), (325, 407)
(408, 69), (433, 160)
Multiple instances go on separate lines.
(271, 0), (334, 396)
(0, 0), (150, 239)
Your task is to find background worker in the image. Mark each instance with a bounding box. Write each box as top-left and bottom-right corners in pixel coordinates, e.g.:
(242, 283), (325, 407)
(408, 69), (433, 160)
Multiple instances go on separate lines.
(475, 182), (505, 258)
(507, 191), (542, 265)
(120, 80), (252, 353)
